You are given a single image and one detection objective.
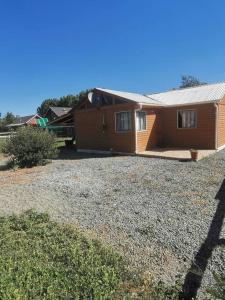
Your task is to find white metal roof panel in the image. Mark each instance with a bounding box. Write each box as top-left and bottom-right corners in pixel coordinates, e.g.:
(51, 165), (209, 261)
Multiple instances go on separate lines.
(96, 88), (162, 105)
(147, 82), (225, 106)
(96, 83), (225, 107)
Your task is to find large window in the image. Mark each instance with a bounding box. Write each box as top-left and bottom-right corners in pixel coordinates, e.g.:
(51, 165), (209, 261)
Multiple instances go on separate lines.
(136, 111), (146, 131)
(116, 111), (132, 132)
(177, 110), (196, 128)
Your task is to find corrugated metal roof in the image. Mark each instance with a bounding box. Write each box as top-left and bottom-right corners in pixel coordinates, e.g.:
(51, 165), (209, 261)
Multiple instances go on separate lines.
(147, 82), (225, 106)
(96, 82), (225, 106)
(96, 88), (162, 105)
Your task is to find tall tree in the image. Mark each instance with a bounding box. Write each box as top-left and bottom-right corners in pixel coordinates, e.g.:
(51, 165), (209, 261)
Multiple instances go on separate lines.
(37, 89), (92, 116)
(4, 112), (15, 125)
(0, 112), (15, 131)
(180, 75), (206, 89)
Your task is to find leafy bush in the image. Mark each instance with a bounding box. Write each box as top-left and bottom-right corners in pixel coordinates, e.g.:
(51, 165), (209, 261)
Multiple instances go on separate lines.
(0, 210), (125, 300)
(149, 280), (182, 300)
(3, 127), (58, 167)
(208, 272), (225, 299)
(0, 210), (184, 299)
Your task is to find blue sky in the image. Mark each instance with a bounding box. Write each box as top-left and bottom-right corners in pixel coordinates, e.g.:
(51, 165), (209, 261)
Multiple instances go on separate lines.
(0, 0), (225, 116)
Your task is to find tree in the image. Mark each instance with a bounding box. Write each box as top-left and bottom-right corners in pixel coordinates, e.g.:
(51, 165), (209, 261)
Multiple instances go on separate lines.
(180, 75), (206, 89)
(3, 112), (15, 125)
(37, 89), (92, 116)
(0, 112), (15, 131)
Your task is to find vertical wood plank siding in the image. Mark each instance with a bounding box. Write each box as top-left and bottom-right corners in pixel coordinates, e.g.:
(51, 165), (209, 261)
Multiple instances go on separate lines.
(136, 107), (162, 152)
(218, 97), (225, 148)
(75, 101), (218, 153)
(74, 103), (136, 153)
(162, 103), (216, 149)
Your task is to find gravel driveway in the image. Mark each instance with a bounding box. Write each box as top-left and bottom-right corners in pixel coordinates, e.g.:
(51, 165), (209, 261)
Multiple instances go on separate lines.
(1, 150), (225, 297)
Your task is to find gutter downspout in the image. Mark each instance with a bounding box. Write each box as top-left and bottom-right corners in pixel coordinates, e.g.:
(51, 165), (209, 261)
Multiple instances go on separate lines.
(134, 104), (142, 154)
(215, 103), (219, 150)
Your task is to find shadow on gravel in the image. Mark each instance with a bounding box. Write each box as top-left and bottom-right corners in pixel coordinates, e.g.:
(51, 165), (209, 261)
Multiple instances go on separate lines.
(55, 146), (121, 160)
(182, 179), (225, 299)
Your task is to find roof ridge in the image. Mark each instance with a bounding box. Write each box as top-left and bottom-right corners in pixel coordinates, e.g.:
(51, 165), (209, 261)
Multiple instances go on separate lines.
(96, 87), (145, 96)
(147, 81), (225, 96)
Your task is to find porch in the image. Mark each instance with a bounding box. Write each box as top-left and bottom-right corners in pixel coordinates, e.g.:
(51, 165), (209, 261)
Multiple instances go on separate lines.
(138, 148), (216, 161)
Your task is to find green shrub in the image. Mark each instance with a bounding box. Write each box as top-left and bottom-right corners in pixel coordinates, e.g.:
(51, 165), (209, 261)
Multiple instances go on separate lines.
(3, 127), (58, 167)
(0, 210), (184, 299)
(208, 272), (225, 299)
(149, 280), (182, 300)
(0, 210), (125, 300)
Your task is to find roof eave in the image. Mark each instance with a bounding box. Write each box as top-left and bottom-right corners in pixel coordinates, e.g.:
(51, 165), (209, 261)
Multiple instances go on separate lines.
(163, 99), (220, 107)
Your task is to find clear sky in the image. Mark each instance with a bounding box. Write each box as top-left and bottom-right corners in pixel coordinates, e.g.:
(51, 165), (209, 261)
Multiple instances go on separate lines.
(0, 0), (225, 116)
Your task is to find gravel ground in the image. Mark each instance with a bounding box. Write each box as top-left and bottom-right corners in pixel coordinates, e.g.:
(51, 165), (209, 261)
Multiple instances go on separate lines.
(1, 150), (225, 297)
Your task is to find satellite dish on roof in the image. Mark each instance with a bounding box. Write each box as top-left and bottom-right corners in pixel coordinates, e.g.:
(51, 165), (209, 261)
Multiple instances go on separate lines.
(88, 92), (94, 103)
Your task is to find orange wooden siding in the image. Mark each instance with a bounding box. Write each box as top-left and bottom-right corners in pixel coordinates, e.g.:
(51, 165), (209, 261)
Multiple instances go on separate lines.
(162, 103), (216, 149)
(217, 97), (225, 148)
(136, 107), (162, 152)
(75, 100), (220, 153)
(75, 103), (136, 153)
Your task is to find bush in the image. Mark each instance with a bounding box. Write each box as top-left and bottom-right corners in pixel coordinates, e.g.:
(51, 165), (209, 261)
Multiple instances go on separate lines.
(0, 210), (125, 300)
(0, 210), (184, 299)
(3, 127), (58, 167)
(208, 272), (225, 299)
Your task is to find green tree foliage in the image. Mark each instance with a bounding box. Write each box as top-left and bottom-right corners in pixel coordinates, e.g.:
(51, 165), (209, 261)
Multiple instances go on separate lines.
(37, 89), (92, 116)
(3, 127), (58, 168)
(0, 112), (15, 131)
(180, 75), (206, 89)
(3, 112), (15, 124)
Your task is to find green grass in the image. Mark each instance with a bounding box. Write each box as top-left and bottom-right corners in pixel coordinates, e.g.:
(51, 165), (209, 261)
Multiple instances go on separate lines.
(0, 210), (126, 299)
(54, 137), (70, 149)
(0, 211), (183, 300)
(0, 138), (6, 153)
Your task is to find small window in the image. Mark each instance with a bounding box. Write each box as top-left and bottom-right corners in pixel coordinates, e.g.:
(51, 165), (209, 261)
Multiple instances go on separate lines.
(116, 111), (132, 132)
(177, 110), (196, 128)
(136, 111), (146, 131)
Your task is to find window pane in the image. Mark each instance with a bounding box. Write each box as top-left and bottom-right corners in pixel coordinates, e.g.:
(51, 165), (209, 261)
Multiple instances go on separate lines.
(178, 110), (196, 128)
(178, 111), (182, 128)
(116, 112), (131, 131)
(136, 111), (146, 131)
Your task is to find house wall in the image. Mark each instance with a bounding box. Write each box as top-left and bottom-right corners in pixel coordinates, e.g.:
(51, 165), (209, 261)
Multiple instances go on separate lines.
(75, 99), (218, 153)
(75, 103), (136, 153)
(162, 103), (216, 149)
(136, 106), (163, 152)
(217, 97), (225, 148)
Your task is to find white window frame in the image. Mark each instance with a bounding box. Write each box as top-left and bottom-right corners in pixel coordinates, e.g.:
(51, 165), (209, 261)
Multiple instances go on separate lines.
(136, 110), (147, 131)
(115, 111), (132, 132)
(177, 109), (197, 129)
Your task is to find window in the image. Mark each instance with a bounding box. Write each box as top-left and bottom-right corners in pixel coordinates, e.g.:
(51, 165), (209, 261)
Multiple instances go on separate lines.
(136, 111), (146, 131)
(177, 110), (196, 128)
(116, 111), (132, 132)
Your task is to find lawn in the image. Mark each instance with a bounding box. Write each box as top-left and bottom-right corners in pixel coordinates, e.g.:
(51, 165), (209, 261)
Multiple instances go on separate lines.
(0, 210), (125, 299)
(0, 210), (180, 299)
